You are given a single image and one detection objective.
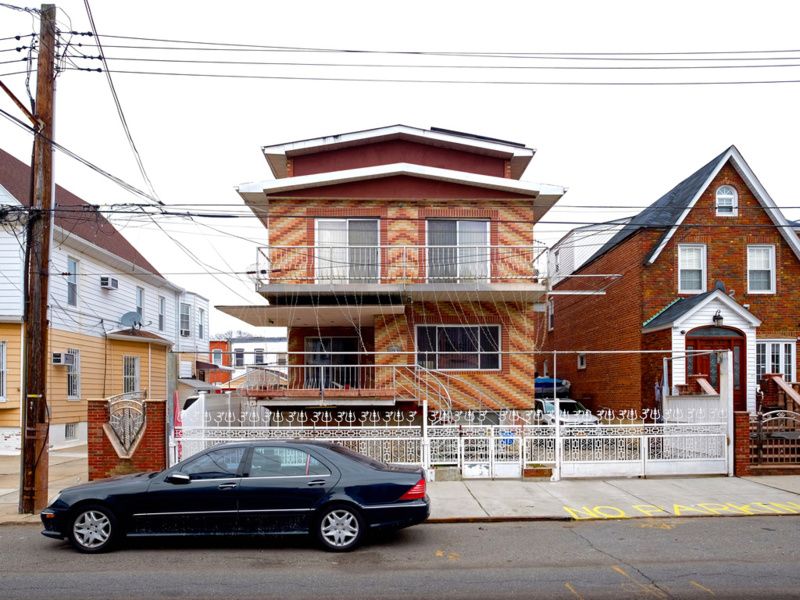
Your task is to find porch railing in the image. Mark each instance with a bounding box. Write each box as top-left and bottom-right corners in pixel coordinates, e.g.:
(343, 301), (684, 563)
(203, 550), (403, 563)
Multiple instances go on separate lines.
(255, 243), (548, 286)
(244, 364), (409, 399)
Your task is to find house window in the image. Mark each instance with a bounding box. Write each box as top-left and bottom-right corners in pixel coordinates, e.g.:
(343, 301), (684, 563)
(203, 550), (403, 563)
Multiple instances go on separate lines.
(211, 349), (223, 366)
(747, 245), (776, 294)
(427, 220), (490, 282)
(541, 360), (549, 378)
(158, 296), (166, 332)
(678, 244), (706, 293)
(315, 218), (379, 283)
(198, 308), (205, 339)
(756, 340), (795, 382)
(0, 342), (5, 402)
(234, 349), (245, 368)
(547, 298), (555, 331)
(66, 348), (80, 399)
(715, 185), (738, 216)
(254, 348), (264, 365)
(66, 257), (78, 306)
(416, 325), (500, 371)
(64, 422), (78, 441)
(180, 303), (191, 337)
(123, 355), (140, 394)
(577, 353), (587, 370)
(136, 286), (145, 319)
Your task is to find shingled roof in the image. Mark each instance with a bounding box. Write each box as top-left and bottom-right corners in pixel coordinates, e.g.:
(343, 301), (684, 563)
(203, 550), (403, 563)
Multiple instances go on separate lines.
(582, 147), (732, 269)
(0, 147), (162, 276)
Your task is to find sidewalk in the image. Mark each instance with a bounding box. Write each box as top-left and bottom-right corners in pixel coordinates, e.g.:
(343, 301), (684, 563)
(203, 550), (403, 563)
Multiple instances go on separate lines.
(2, 447), (800, 524)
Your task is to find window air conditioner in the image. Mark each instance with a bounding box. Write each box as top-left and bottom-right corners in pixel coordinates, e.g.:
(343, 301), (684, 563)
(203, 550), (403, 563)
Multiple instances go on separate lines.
(100, 276), (119, 290)
(180, 329), (191, 337)
(51, 352), (75, 366)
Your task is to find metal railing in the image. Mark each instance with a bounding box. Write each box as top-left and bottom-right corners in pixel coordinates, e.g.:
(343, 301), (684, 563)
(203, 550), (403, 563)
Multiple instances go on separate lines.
(244, 363), (405, 398)
(256, 243), (548, 286)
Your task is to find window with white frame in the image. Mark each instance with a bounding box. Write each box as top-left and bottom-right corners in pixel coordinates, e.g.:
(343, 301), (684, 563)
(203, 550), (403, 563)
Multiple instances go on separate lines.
(427, 219), (490, 282)
(756, 340), (795, 382)
(547, 298), (554, 331)
(136, 286), (145, 319)
(748, 245), (776, 294)
(416, 325), (500, 371)
(66, 257), (78, 306)
(0, 341), (5, 401)
(678, 244), (706, 293)
(234, 348), (245, 368)
(315, 218), (379, 283)
(66, 348), (80, 399)
(64, 422), (78, 441)
(577, 353), (587, 370)
(123, 355), (140, 394)
(254, 348), (264, 364)
(715, 185), (738, 216)
(158, 296), (166, 331)
(198, 308), (205, 339)
(180, 303), (191, 337)
(212, 349), (223, 366)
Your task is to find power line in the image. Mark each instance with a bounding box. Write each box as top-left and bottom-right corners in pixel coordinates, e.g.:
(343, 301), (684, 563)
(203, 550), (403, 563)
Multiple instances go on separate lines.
(63, 66), (800, 86)
(81, 0), (163, 206)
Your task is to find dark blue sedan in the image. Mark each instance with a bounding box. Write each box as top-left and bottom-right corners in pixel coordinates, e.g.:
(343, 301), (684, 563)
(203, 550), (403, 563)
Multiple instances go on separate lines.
(40, 441), (430, 553)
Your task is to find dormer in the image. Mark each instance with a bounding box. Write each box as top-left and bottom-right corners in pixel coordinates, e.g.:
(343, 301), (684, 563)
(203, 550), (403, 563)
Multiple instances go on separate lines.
(261, 124), (535, 180)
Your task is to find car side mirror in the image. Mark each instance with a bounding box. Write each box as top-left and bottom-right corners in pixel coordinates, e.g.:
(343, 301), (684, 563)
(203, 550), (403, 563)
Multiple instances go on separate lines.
(165, 473), (191, 485)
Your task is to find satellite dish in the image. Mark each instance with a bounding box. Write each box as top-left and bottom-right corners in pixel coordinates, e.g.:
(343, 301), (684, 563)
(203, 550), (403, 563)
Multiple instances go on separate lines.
(119, 311), (142, 329)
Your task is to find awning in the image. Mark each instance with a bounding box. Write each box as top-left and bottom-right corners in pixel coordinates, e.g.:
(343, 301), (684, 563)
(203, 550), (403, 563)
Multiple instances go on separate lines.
(216, 303), (405, 327)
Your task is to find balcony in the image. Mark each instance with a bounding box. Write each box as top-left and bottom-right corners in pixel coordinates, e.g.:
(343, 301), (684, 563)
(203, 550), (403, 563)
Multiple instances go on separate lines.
(254, 244), (549, 302)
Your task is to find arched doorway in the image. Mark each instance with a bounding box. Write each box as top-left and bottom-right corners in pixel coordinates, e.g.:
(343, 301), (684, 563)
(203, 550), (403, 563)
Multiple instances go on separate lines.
(685, 326), (746, 411)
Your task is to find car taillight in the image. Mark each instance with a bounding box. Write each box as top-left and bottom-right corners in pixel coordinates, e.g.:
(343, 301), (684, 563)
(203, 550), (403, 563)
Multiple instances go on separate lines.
(399, 477), (426, 501)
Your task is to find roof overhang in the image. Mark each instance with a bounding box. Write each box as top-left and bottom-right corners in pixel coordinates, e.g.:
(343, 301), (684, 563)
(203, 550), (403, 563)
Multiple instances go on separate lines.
(642, 289), (762, 333)
(261, 125), (535, 179)
(646, 146), (800, 264)
(216, 303), (405, 327)
(238, 162), (565, 222)
(107, 331), (174, 346)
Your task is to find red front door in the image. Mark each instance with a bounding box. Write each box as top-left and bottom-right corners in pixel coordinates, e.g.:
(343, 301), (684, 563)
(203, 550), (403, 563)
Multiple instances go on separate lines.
(685, 326), (746, 412)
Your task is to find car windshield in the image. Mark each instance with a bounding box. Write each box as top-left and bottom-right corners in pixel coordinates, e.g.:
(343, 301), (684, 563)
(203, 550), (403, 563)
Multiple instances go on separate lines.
(542, 400), (591, 414)
(328, 444), (388, 470)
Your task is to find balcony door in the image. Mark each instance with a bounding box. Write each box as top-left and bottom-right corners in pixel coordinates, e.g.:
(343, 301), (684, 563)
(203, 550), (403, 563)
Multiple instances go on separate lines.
(427, 220), (489, 282)
(315, 219), (379, 283)
(304, 337), (360, 389)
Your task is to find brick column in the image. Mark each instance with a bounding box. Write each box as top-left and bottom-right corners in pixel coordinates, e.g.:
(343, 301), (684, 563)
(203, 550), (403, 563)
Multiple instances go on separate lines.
(733, 410), (752, 477)
(87, 398), (167, 480)
(760, 374), (781, 409)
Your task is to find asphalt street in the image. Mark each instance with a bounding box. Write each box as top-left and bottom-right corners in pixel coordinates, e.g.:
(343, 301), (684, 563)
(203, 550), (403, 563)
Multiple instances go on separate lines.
(2, 517), (799, 599)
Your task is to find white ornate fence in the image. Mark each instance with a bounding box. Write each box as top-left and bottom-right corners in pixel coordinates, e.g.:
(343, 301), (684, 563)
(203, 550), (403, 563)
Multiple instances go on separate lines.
(171, 406), (731, 479)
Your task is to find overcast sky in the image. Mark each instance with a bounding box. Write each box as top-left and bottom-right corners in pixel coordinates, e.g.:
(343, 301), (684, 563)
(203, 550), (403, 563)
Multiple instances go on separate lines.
(1, 0), (799, 335)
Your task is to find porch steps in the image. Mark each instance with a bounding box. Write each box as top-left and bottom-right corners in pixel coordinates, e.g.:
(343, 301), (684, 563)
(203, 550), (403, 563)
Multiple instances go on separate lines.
(748, 465), (800, 477)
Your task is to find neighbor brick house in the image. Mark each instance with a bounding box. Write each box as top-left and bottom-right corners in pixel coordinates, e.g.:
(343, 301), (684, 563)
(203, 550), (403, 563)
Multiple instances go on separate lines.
(546, 146), (800, 414)
(220, 125), (565, 410)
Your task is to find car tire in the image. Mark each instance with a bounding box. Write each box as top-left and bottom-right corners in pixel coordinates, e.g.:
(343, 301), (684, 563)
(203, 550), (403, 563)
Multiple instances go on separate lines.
(316, 504), (365, 552)
(68, 504), (118, 553)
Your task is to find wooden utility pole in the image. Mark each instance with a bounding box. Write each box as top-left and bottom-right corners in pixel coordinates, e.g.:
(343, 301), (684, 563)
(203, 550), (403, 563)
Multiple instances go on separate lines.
(19, 3), (57, 514)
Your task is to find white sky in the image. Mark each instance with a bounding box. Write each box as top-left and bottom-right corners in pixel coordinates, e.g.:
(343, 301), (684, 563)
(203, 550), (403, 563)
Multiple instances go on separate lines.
(1, 0), (799, 336)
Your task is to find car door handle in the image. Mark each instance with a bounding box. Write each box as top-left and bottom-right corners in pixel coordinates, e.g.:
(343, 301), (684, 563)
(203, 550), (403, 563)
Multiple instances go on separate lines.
(217, 482), (238, 490)
(307, 479), (327, 487)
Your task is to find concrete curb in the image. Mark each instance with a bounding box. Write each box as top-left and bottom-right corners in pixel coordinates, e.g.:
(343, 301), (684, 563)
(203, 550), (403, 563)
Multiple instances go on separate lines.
(427, 511), (800, 524)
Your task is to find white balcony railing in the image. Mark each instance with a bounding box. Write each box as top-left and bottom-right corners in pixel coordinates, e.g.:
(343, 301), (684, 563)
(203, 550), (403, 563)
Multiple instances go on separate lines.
(255, 244), (548, 286)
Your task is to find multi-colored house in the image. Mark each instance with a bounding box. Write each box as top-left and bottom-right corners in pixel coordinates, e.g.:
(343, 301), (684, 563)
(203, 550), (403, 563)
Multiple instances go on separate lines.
(220, 125), (565, 410)
(546, 146), (800, 415)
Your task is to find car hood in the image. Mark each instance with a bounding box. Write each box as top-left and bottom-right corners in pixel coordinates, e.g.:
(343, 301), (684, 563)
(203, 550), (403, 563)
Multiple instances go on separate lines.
(58, 471), (155, 497)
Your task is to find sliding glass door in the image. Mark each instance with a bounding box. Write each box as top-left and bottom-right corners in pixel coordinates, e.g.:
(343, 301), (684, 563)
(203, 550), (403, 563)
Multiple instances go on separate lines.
(316, 219), (379, 283)
(427, 220), (489, 282)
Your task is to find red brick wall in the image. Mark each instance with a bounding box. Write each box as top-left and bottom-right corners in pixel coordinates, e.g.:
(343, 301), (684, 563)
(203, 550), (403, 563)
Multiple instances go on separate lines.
(88, 399), (166, 480)
(733, 410), (752, 476)
(543, 232), (649, 412)
(207, 340), (231, 385)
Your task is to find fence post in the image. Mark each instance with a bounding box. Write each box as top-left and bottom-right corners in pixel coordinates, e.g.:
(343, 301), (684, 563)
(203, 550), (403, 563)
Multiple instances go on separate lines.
(551, 350), (561, 481)
(422, 397), (430, 472)
(756, 411), (763, 465)
(640, 434), (647, 477)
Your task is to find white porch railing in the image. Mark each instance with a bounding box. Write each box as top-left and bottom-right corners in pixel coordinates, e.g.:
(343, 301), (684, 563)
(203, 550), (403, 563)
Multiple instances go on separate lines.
(256, 243), (548, 285)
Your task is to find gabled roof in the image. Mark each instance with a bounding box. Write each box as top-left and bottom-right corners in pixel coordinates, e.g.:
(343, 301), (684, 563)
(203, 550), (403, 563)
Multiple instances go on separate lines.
(0, 147), (162, 277)
(580, 145), (800, 269)
(642, 287), (761, 332)
(261, 124), (536, 179)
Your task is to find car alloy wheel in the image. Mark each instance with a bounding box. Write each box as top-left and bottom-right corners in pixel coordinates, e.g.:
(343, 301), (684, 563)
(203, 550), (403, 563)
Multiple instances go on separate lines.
(70, 506), (116, 553)
(318, 506), (363, 551)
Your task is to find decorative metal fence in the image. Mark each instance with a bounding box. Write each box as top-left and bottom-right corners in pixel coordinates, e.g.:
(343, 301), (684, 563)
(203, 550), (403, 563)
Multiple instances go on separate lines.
(171, 407), (730, 479)
(750, 410), (800, 466)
